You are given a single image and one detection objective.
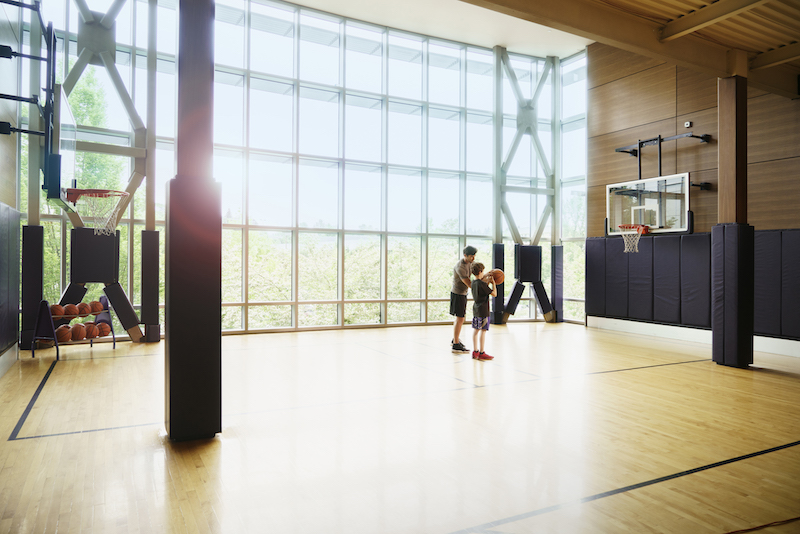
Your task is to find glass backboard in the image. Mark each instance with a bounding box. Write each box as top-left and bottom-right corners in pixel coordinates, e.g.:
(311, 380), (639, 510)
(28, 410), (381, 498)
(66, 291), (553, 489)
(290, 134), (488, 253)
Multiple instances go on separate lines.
(606, 173), (690, 235)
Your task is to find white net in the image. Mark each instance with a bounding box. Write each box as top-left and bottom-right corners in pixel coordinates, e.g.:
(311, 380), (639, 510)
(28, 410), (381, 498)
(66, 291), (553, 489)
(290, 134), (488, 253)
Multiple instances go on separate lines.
(74, 191), (129, 236)
(619, 225), (648, 253)
(620, 231), (642, 253)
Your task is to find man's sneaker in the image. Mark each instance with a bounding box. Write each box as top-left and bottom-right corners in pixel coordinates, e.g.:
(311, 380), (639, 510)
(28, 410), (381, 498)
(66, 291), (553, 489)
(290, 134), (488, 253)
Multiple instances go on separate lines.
(472, 350), (480, 359)
(452, 342), (469, 353)
(477, 352), (494, 361)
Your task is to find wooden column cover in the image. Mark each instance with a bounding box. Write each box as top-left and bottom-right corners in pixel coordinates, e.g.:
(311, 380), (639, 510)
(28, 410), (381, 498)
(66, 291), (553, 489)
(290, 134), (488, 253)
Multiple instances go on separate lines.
(717, 76), (747, 224)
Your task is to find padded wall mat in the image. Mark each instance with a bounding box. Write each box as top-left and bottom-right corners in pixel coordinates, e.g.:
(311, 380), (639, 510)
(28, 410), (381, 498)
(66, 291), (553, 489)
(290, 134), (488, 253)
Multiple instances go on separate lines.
(681, 234), (711, 328)
(653, 236), (681, 324)
(754, 230), (782, 336)
(628, 236), (653, 321)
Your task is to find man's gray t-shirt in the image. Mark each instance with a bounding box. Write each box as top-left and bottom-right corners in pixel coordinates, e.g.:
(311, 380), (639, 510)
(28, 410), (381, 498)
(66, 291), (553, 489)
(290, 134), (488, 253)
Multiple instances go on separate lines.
(452, 259), (472, 295)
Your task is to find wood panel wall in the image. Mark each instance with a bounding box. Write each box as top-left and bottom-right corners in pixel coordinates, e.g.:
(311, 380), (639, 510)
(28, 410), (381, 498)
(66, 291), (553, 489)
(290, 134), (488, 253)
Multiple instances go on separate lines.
(587, 42), (800, 237)
(0, 3), (19, 208)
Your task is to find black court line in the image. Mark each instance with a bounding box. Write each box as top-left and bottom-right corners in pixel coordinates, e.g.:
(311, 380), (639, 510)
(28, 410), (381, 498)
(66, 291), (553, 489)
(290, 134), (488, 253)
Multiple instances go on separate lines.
(11, 421), (162, 440)
(50, 351), (163, 361)
(8, 360), (58, 441)
(450, 439), (800, 534)
(582, 358), (709, 377)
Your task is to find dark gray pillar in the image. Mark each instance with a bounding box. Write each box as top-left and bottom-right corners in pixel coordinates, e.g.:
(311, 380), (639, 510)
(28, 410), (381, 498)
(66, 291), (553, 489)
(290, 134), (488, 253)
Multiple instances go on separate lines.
(491, 243), (504, 324)
(711, 223), (754, 368)
(141, 230), (160, 341)
(551, 245), (563, 323)
(165, 0), (221, 441)
(20, 226), (43, 350)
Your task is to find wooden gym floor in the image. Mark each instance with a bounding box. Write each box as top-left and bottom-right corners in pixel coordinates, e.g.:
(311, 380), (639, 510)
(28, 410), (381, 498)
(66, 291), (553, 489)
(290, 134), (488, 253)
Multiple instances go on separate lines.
(1, 323), (799, 533)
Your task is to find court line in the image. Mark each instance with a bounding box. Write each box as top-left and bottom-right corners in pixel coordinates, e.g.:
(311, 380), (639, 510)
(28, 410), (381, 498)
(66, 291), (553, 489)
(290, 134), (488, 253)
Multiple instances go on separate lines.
(449, 439), (800, 534)
(8, 360), (58, 441)
(10, 421), (162, 440)
(8, 356), (707, 440)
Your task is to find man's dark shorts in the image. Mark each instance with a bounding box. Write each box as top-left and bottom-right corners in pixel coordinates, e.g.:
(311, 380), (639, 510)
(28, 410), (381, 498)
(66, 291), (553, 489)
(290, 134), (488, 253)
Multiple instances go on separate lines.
(450, 292), (467, 318)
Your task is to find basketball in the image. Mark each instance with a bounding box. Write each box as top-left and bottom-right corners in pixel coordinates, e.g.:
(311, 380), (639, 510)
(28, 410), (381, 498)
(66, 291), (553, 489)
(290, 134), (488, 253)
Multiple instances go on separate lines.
(77, 302), (91, 317)
(63, 303), (79, 318)
(55, 325), (71, 343)
(71, 323), (86, 341)
(488, 269), (504, 285)
(50, 304), (64, 319)
(97, 322), (111, 337)
(89, 300), (104, 314)
(84, 321), (98, 339)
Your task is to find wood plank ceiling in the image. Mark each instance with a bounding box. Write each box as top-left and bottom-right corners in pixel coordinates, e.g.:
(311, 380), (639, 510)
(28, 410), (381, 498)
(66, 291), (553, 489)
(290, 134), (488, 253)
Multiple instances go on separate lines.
(459, 0), (800, 98)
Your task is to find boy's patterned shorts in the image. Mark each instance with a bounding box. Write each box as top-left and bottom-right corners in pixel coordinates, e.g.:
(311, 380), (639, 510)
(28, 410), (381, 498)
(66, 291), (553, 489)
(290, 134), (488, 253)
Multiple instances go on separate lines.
(472, 317), (489, 331)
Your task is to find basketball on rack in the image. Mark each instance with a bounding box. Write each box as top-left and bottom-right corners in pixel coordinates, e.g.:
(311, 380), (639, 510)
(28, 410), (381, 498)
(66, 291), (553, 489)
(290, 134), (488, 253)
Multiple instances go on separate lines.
(71, 323), (86, 341)
(56, 325), (71, 343)
(77, 302), (91, 317)
(84, 322), (98, 339)
(97, 322), (111, 337)
(89, 301), (104, 315)
(63, 303), (79, 319)
(50, 304), (64, 319)
(487, 269), (504, 285)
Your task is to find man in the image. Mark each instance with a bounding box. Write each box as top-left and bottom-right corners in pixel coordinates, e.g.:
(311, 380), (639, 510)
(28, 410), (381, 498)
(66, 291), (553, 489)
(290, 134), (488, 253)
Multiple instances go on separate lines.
(450, 245), (477, 353)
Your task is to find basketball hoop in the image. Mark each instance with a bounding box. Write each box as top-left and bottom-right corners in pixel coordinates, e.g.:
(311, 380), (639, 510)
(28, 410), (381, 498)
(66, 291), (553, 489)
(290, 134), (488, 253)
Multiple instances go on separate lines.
(618, 224), (649, 253)
(66, 188), (129, 236)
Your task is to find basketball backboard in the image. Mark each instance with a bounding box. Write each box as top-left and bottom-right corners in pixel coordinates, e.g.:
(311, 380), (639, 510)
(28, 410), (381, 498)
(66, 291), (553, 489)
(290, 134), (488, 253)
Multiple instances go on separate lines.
(606, 173), (690, 235)
(45, 84), (77, 211)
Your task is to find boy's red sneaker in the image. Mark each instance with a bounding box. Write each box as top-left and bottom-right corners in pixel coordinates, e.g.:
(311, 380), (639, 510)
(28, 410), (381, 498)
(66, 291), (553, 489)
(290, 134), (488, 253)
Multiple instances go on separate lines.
(472, 350), (480, 359)
(477, 352), (494, 360)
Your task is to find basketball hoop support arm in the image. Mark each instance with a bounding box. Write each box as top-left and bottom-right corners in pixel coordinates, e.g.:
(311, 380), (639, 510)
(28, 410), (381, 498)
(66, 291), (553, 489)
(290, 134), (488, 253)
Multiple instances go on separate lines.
(615, 132), (711, 180)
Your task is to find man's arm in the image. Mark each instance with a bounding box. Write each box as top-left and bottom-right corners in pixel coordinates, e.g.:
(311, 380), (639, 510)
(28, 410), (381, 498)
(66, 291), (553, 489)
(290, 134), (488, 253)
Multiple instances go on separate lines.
(461, 277), (472, 289)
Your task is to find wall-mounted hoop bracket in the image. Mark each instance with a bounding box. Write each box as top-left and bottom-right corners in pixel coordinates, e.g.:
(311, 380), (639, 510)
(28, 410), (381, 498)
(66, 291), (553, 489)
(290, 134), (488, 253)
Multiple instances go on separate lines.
(614, 132), (712, 180)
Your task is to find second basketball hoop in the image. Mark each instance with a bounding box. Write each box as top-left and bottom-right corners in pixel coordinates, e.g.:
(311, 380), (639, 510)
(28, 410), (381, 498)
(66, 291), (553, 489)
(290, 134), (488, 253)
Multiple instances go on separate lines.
(618, 224), (649, 253)
(66, 188), (129, 236)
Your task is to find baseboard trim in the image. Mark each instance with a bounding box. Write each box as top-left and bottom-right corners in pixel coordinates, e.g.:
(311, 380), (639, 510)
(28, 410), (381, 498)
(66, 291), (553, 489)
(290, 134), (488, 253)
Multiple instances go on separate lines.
(586, 317), (799, 358)
(0, 344), (18, 379)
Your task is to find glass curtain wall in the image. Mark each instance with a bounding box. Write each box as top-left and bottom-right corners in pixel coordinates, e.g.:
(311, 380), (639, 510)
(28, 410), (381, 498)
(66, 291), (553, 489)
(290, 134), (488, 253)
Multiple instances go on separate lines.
(559, 52), (587, 322)
(17, 0), (579, 334)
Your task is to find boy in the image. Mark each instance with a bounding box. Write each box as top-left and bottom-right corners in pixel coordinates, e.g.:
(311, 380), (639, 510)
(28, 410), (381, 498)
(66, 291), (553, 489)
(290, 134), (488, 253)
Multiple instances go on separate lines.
(450, 246), (477, 353)
(470, 263), (496, 361)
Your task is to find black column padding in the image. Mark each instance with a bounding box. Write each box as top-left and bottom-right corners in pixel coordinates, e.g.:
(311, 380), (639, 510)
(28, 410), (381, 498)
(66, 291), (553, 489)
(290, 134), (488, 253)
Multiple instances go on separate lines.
(653, 236), (681, 324)
(782, 230), (800, 339)
(711, 226), (725, 364)
(753, 230), (781, 336)
(551, 246), (563, 322)
(681, 233), (711, 328)
(628, 236), (653, 321)
(491, 243), (505, 324)
(605, 237), (628, 318)
(20, 226), (44, 350)
(585, 238), (605, 316)
(0, 203), (9, 354)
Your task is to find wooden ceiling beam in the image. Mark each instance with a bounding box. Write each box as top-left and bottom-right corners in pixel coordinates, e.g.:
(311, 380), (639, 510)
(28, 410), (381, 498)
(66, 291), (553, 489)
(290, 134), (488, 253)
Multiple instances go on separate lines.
(458, 0), (800, 99)
(750, 42), (800, 70)
(659, 0), (771, 42)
